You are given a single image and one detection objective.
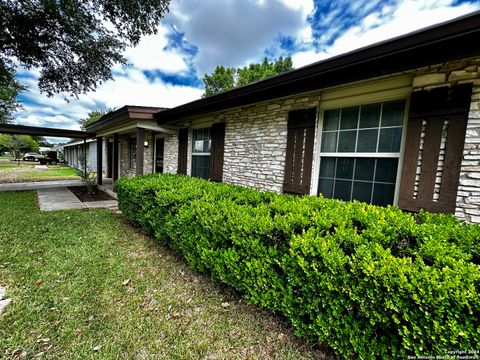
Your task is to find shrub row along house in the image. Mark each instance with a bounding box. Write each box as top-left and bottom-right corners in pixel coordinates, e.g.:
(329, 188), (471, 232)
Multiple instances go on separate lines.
(64, 12), (480, 222)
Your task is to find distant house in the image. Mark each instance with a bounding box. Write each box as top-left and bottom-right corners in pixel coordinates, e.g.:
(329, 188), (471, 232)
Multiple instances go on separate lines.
(87, 13), (480, 223)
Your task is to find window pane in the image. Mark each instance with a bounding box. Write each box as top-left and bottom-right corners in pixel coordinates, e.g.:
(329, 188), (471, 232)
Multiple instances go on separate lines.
(382, 100), (405, 127)
(321, 132), (337, 152)
(340, 107), (358, 130)
(357, 129), (378, 152)
(192, 128), (211, 153)
(323, 109), (340, 131)
(336, 158), (354, 179)
(318, 178), (334, 198)
(191, 155), (210, 179)
(375, 158), (398, 183)
(354, 158), (375, 181)
(338, 131), (356, 152)
(320, 157), (336, 178)
(378, 127), (402, 152)
(372, 183), (395, 206)
(360, 103), (381, 128)
(352, 181), (373, 203)
(334, 180), (352, 201)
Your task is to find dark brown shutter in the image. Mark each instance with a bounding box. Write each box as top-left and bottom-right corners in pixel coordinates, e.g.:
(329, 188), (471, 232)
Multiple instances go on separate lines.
(209, 122), (226, 182)
(177, 128), (188, 174)
(398, 84), (472, 213)
(283, 107), (317, 194)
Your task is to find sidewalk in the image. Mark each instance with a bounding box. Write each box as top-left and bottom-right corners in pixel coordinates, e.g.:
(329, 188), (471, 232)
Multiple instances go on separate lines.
(0, 180), (118, 211)
(0, 180), (82, 192)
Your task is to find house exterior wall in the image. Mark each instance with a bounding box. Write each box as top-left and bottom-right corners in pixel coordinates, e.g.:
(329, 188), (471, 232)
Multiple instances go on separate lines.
(119, 131), (155, 178)
(161, 57), (480, 222)
(222, 96), (318, 192)
(410, 58), (480, 223)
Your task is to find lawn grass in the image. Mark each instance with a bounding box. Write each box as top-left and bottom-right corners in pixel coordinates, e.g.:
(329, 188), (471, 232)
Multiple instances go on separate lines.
(0, 164), (34, 171)
(0, 192), (334, 359)
(0, 165), (79, 183)
(20, 166), (78, 179)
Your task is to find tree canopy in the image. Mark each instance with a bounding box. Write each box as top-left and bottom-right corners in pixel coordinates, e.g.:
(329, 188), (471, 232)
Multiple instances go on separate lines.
(78, 109), (114, 130)
(202, 56), (293, 98)
(0, 134), (39, 159)
(0, 0), (171, 112)
(0, 67), (26, 124)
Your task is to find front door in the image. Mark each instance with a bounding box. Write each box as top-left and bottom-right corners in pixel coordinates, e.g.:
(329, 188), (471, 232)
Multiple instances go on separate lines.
(155, 138), (164, 173)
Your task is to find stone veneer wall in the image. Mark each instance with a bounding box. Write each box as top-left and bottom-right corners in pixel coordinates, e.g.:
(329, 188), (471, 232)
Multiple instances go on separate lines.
(119, 135), (133, 177)
(163, 134), (178, 174)
(119, 131), (155, 178)
(162, 95), (320, 192)
(163, 95), (320, 191)
(411, 57), (480, 223)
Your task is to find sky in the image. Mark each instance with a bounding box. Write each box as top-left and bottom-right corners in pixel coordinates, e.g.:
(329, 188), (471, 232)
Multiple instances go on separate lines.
(13, 0), (480, 143)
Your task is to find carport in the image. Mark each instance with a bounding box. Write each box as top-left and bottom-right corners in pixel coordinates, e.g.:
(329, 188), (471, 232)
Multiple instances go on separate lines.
(0, 123), (94, 179)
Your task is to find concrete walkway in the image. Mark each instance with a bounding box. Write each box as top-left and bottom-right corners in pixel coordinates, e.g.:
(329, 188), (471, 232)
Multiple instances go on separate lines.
(0, 180), (82, 192)
(0, 180), (118, 211)
(37, 187), (85, 211)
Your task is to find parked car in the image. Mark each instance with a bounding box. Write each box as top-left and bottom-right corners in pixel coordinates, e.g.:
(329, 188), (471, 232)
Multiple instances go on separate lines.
(23, 152), (42, 161)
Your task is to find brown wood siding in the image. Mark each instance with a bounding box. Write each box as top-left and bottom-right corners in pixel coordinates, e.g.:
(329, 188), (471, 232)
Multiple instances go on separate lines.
(177, 128), (188, 175)
(209, 123), (225, 182)
(398, 84), (472, 213)
(283, 108), (316, 194)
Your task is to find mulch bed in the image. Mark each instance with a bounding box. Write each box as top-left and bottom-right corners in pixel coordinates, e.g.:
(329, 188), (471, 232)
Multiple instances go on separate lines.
(68, 186), (115, 202)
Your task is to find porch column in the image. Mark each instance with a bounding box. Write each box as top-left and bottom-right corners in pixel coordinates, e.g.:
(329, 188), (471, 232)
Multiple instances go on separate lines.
(96, 137), (103, 185)
(113, 133), (119, 182)
(136, 127), (144, 175)
(83, 138), (87, 178)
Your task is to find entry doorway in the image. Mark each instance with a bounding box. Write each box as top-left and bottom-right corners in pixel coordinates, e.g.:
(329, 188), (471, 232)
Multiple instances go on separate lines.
(155, 138), (164, 173)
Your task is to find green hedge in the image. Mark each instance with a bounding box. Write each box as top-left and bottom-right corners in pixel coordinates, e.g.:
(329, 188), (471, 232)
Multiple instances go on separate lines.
(116, 174), (480, 358)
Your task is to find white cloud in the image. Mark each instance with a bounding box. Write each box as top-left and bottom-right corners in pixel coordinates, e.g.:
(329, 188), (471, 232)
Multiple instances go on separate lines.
(293, 0), (480, 68)
(123, 25), (189, 73)
(168, 0), (308, 74)
(76, 68), (203, 109)
(14, 68), (203, 133)
(10, 0), (480, 141)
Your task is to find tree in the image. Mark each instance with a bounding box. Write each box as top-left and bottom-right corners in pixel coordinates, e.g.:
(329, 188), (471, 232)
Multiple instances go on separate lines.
(202, 56), (293, 97)
(78, 108), (115, 130)
(202, 66), (236, 98)
(0, 134), (39, 159)
(0, 66), (26, 124)
(0, 0), (171, 117)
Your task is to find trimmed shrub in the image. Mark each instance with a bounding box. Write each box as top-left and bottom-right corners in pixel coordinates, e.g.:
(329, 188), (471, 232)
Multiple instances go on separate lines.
(116, 174), (480, 359)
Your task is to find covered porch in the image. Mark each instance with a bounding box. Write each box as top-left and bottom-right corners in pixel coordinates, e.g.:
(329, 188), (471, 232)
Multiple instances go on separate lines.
(86, 106), (176, 188)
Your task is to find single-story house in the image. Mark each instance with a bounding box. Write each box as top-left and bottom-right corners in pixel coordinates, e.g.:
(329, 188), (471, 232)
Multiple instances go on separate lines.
(87, 12), (480, 223)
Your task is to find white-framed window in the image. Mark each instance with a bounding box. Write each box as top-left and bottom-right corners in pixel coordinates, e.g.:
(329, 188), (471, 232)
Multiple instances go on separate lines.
(316, 99), (407, 206)
(191, 128), (211, 179)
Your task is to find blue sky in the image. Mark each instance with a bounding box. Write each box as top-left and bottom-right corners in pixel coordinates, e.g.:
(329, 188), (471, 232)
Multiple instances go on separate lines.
(13, 0), (480, 143)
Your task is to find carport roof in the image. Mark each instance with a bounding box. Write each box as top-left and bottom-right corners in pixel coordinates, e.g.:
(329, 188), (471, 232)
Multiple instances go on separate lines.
(0, 124), (93, 138)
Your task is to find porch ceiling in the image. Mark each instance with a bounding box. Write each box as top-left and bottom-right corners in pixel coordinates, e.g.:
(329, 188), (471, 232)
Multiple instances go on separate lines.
(95, 120), (177, 137)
